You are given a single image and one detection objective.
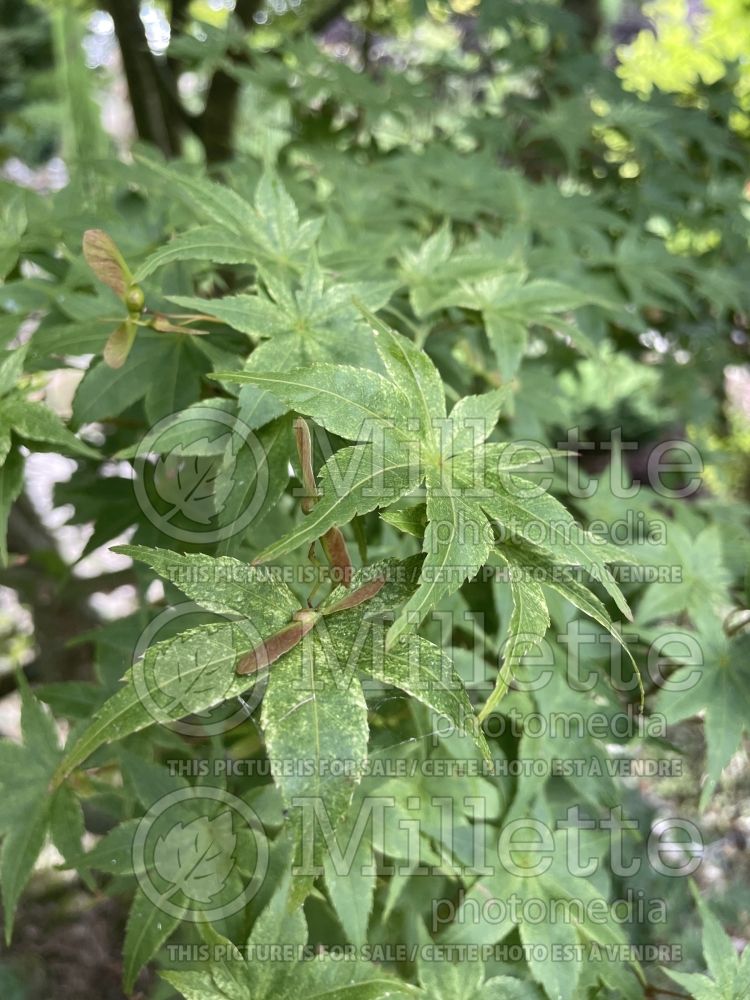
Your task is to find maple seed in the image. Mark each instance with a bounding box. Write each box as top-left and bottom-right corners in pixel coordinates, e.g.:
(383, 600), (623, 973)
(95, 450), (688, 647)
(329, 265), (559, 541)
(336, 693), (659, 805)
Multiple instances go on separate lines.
(82, 229), (131, 299)
(321, 525), (353, 586)
(293, 415), (353, 584)
(323, 576), (385, 614)
(103, 320), (137, 369)
(235, 615), (317, 675)
(294, 417), (319, 512)
(126, 286), (145, 313)
(234, 577), (385, 676)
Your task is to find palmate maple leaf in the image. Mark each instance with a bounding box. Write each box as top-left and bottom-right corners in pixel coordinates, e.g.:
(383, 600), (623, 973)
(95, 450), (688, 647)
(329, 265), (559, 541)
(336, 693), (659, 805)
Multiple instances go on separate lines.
(212, 314), (635, 712)
(52, 545), (490, 912)
(655, 626), (750, 809)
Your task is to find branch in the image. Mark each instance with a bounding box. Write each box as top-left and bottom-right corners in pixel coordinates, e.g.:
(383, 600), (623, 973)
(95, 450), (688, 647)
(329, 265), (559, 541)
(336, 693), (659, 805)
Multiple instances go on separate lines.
(196, 0), (358, 162)
(195, 0), (263, 163)
(3, 494), (99, 687)
(105, 0), (182, 156)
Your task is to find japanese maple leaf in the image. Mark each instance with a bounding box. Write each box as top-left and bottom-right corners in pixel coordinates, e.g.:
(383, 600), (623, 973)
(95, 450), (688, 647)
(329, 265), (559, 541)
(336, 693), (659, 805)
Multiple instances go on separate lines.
(212, 316), (631, 658)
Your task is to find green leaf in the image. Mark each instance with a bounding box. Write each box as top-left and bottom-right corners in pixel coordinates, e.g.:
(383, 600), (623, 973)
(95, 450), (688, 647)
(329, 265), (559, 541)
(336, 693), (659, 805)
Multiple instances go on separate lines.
(655, 631), (750, 808)
(324, 820), (375, 948)
(249, 445), (420, 566)
(49, 786), (87, 872)
(0, 683), (62, 942)
(0, 447), (24, 567)
(52, 557), (423, 787)
(213, 366), (412, 453)
(1, 794), (51, 944)
(637, 525), (730, 627)
(252, 169), (322, 263)
(72, 343), (162, 422)
(381, 504), (428, 537)
(137, 155), (258, 236)
(480, 550), (550, 720)
(663, 889), (744, 1000)
(440, 387), (511, 457)
(242, 863), (308, 997)
(137, 159), (320, 266)
(123, 884), (184, 992)
(520, 917), (580, 1000)
(0, 397), (99, 458)
(387, 490), (492, 646)
(693, 889), (737, 990)
(262, 636), (369, 882)
(135, 226), (257, 281)
(64, 819), (142, 877)
(0, 345), (28, 399)
(490, 543), (640, 704)
(330, 618), (490, 763)
(170, 266), (392, 370)
(29, 319), (117, 358)
(53, 622), (260, 781)
(479, 470), (632, 621)
(368, 314), (446, 435)
(115, 545), (299, 620)
(451, 274), (596, 378)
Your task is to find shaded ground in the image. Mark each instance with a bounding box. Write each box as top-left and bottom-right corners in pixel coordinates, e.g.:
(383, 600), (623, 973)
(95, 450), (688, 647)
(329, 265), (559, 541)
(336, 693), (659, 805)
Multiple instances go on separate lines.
(1, 888), (153, 1000)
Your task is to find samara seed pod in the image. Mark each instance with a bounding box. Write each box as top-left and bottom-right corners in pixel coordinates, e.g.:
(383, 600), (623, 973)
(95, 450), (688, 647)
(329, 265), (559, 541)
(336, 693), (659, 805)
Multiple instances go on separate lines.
(294, 417), (319, 512)
(82, 229), (131, 300)
(320, 526), (353, 587)
(126, 285), (145, 313)
(235, 609), (318, 675)
(323, 576), (385, 615)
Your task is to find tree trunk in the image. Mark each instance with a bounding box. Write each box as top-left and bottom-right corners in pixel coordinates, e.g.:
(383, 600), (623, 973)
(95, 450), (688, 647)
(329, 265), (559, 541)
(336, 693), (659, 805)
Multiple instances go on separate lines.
(105, 0), (182, 156)
(562, 0), (602, 49)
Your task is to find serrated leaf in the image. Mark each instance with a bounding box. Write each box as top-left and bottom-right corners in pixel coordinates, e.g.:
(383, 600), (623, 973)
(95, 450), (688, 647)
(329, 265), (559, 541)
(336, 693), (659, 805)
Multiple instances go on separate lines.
(213, 366), (412, 453)
(53, 622), (261, 781)
(116, 545), (299, 620)
(479, 469), (632, 621)
(262, 637), (369, 881)
(324, 822), (375, 948)
(0, 447), (24, 567)
(137, 155), (258, 236)
(328, 617), (490, 763)
(0, 345), (28, 399)
(387, 490), (492, 646)
(249, 445), (420, 566)
(0, 397), (99, 458)
(123, 884), (184, 992)
(440, 387), (511, 457)
(370, 318), (446, 435)
(1, 794), (51, 944)
(135, 226), (256, 281)
(480, 549), (550, 719)
(655, 631), (750, 808)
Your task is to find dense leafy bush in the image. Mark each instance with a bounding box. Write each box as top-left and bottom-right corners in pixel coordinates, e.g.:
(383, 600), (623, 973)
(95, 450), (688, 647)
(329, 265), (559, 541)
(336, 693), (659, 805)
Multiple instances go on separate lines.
(1, 2), (749, 998)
